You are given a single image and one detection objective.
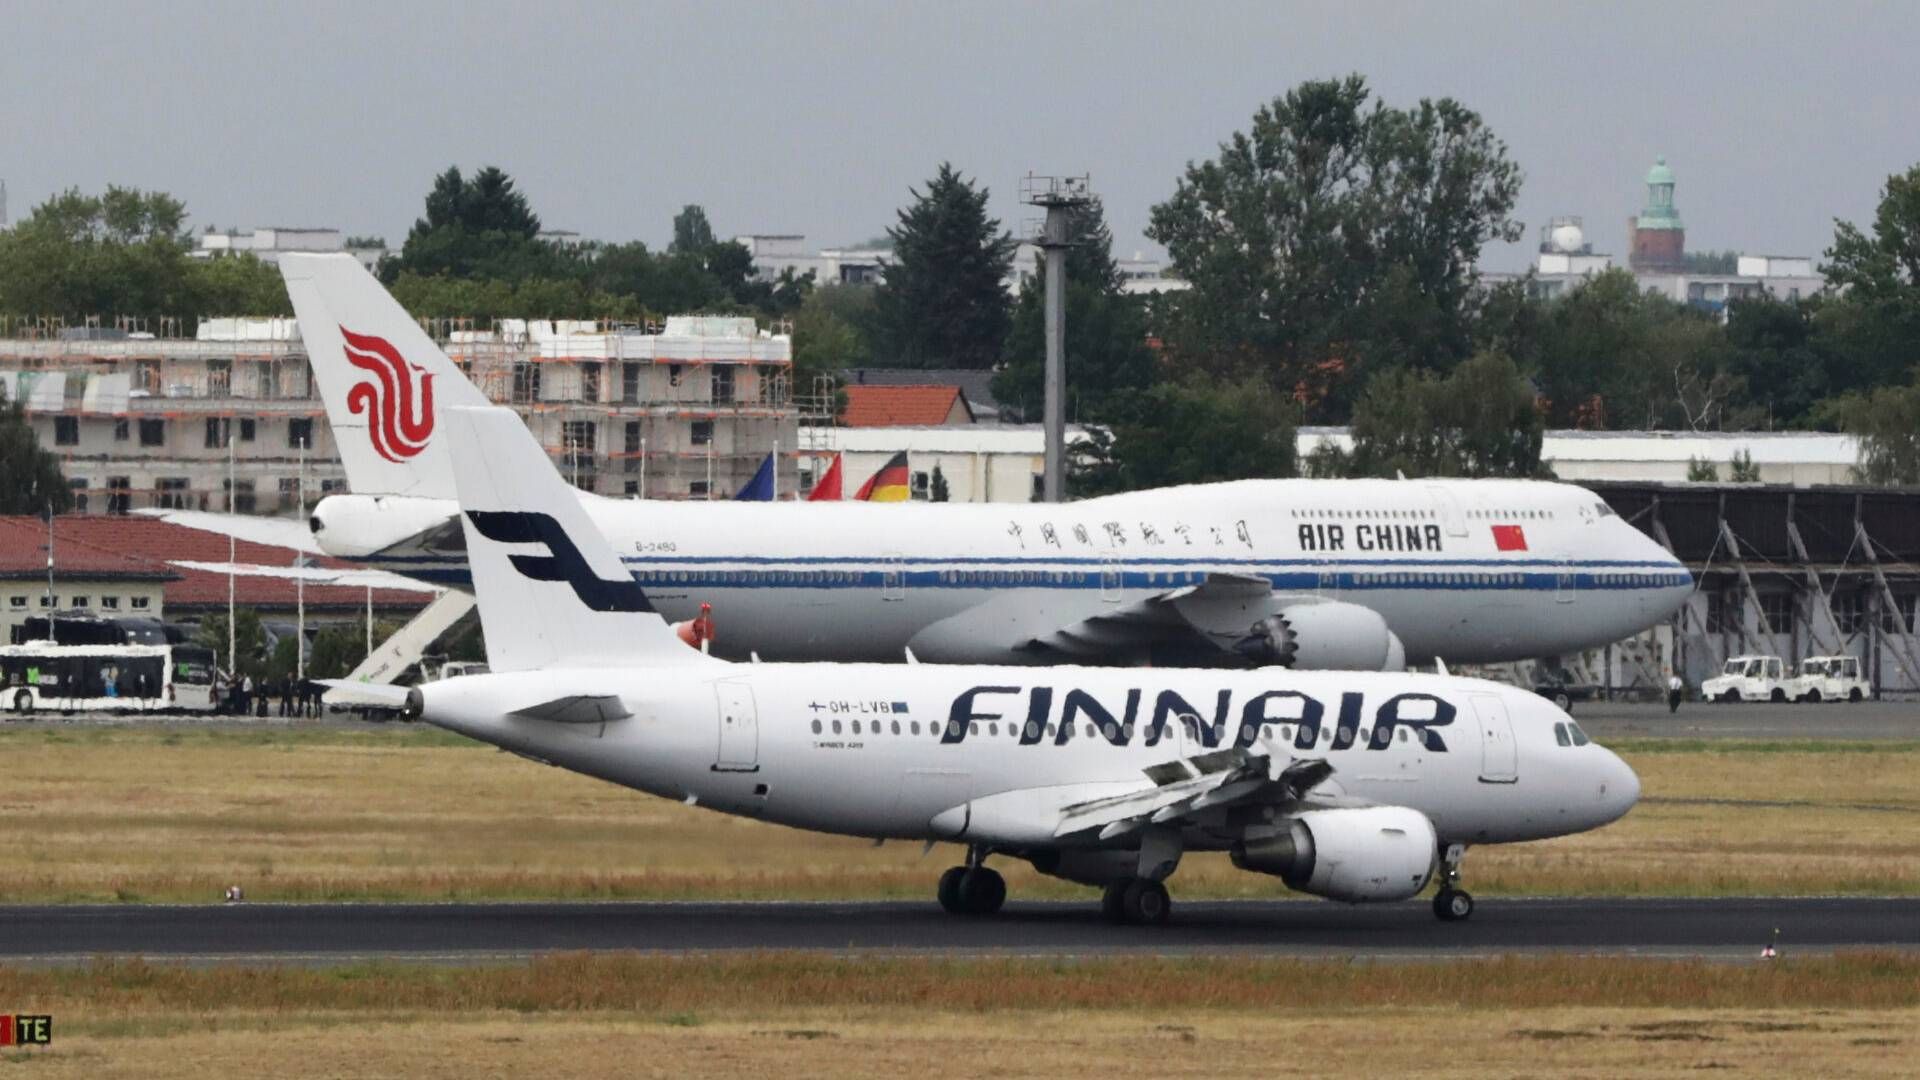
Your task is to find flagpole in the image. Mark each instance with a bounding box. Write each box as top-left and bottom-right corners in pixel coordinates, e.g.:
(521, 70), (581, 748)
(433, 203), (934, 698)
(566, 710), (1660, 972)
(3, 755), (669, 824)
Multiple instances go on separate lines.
(227, 431), (236, 676)
(45, 504), (55, 646)
(640, 434), (647, 499)
(296, 437), (306, 683)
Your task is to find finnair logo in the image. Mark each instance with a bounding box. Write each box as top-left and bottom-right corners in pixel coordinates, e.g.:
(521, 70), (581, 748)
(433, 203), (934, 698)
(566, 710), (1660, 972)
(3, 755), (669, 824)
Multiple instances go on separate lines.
(465, 511), (655, 613)
(341, 327), (435, 462)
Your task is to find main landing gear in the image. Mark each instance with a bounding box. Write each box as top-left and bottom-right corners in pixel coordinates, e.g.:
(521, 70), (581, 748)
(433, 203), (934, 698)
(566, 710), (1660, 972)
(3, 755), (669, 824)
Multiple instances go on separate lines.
(937, 848), (1006, 916)
(1100, 878), (1171, 926)
(1432, 842), (1474, 922)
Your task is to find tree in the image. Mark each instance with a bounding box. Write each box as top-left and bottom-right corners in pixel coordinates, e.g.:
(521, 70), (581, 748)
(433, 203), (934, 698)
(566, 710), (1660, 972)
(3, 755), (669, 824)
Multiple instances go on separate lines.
(1823, 382), (1920, 485)
(394, 166), (560, 282)
(874, 164), (1015, 368)
(309, 624), (371, 680)
(993, 198), (1157, 424)
(1073, 374), (1297, 495)
(1728, 449), (1762, 483)
(1819, 163), (1920, 394)
(0, 386), (72, 515)
(1334, 350), (1546, 478)
(0, 186), (199, 321)
(1146, 77), (1522, 419)
(196, 608), (269, 680)
(1529, 269), (1735, 430)
(1686, 457), (1720, 482)
(929, 464), (950, 502)
(1722, 296), (1831, 428)
(671, 205), (716, 254)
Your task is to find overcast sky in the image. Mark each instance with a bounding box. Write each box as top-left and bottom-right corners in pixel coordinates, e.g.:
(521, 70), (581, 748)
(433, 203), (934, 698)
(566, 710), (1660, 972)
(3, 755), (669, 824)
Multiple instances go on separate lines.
(4, 2), (1915, 270)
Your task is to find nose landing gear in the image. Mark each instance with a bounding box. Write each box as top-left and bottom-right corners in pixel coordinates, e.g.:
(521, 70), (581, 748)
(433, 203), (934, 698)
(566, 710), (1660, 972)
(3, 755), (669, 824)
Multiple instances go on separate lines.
(936, 847), (1006, 916)
(1432, 842), (1474, 921)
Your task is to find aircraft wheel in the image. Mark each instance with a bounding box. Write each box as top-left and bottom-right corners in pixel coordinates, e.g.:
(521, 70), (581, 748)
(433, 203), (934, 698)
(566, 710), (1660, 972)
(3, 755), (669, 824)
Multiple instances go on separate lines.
(1433, 887), (1475, 922)
(958, 868), (1006, 915)
(1100, 881), (1130, 923)
(11, 690), (30, 715)
(936, 866), (967, 915)
(1120, 879), (1172, 926)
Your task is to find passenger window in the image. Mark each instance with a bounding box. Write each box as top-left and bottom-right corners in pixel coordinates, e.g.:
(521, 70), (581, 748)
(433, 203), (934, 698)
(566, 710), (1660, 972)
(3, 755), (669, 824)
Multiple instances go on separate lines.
(811, 719), (822, 735)
(832, 720), (842, 734)
(1396, 727), (1409, 743)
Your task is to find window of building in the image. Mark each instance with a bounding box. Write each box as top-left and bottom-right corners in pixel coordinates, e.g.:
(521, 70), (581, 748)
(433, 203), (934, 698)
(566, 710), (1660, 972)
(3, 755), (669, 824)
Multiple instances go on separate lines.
(668, 364), (685, 388)
(114, 418), (130, 441)
(321, 478), (344, 493)
(1759, 593), (1794, 635)
(70, 596), (88, 608)
(68, 478), (88, 514)
(1885, 594), (1918, 635)
(624, 480), (640, 496)
(139, 419), (165, 447)
(691, 420), (713, 446)
(622, 362), (642, 404)
(1705, 592), (1741, 634)
(511, 363), (541, 403)
(1832, 592), (1867, 635)
(205, 417), (230, 449)
(131, 596), (149, 610)
(624, 421), (642, 454)
(288, 417), (313, 450)
(101, 596), (120, 610)
(581, 363), (601, 404)
(132, 360), (161, 394)
(8, 597), (24, 609)
(207, 359), (232, 396)
(39, 595), (56, 608)
(562, 421), (597, 455)
(689, 480), (711, 498)
(1030, 473), (1045, 502)
(239, 418), (256, 442)
(155, 477), (190, 510)
(910, 470), (930, 501)
(54, 416), (79, 445)
(575, 473), (597, 493)
(711, 365), (736, 404)
(225, 478), (256, 514)
(106, 476), (131, 515)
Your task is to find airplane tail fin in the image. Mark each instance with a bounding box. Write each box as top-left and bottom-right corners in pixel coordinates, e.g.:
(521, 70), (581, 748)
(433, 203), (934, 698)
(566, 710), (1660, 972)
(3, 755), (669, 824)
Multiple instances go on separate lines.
(280, 253), (489, 499)
(445, 405), (701, 671)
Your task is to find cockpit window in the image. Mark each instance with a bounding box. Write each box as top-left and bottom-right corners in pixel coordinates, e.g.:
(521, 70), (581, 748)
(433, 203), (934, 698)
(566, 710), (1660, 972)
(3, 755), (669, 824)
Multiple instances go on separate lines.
(1594, 501), (1616, 518)
(1554, 722), (1572, 747)
(1567, 721), (1591, 747)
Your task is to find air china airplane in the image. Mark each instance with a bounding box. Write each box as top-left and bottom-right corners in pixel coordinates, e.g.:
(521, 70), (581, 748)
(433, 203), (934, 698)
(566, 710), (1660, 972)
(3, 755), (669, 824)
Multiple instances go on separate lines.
(365, 405), (1641, 924)
(278, 253), (1691, 670)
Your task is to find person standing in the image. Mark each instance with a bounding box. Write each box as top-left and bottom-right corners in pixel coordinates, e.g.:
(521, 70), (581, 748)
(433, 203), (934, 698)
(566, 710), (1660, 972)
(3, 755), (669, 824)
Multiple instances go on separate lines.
(1667, 672), (1685, 714)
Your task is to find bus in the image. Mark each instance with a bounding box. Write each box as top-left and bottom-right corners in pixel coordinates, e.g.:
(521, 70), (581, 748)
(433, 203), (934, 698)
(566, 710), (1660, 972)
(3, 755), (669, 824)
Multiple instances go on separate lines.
(1, 640), (219, 714)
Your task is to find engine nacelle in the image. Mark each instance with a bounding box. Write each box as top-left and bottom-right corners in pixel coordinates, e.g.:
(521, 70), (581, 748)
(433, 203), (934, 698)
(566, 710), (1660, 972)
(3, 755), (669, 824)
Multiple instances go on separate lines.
(1233, 601), (1407, 671)
(1230, 806), (1436, 902)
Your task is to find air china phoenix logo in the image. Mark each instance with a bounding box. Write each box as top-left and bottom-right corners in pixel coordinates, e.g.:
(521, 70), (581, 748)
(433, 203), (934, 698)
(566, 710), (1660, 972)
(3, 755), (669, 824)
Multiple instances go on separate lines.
(340, 327), (435, 462)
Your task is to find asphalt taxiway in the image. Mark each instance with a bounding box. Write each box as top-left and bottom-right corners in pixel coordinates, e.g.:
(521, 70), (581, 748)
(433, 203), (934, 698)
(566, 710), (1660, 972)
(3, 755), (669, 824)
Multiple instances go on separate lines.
(0, 897), (1913, 962)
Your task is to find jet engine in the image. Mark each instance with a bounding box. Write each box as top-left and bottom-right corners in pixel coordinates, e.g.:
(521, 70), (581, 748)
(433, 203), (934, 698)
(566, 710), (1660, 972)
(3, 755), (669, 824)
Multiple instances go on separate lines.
(1229, 806), (1436, 902)
(1232, 601), (1406, 671)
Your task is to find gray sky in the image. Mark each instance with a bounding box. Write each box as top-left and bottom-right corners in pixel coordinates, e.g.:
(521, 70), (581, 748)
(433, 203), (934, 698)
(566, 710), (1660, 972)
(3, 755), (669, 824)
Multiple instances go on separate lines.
(4, 1), (1915, 271)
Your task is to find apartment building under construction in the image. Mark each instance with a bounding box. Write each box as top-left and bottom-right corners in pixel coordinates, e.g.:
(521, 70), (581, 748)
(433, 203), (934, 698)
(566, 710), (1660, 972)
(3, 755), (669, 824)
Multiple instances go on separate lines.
(0, 313), (797, 515)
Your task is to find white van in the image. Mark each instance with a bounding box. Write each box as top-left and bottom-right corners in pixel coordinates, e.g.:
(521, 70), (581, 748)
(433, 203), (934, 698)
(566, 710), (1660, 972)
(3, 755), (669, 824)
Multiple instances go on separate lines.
(1700, 655), (1788, 703)
(1786, 655), (1871, 703)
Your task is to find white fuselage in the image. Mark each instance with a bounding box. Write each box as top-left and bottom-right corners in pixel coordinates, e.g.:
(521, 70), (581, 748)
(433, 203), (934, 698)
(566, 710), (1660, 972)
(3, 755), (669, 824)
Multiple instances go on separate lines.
(420, 664), (1639, 851)
(314, 478), (1690, 665)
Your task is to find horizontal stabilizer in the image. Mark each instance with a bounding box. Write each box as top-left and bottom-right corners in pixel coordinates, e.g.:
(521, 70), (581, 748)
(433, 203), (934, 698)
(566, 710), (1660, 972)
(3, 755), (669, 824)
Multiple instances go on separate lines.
(509, 694), (633, 725)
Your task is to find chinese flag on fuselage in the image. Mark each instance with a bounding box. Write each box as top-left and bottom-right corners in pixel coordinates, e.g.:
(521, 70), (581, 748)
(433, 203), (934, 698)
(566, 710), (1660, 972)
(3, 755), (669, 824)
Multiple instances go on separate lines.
(1491, 524), (1528, 551)
(807, 453), (844, 501)
(854, 451), (911, 502)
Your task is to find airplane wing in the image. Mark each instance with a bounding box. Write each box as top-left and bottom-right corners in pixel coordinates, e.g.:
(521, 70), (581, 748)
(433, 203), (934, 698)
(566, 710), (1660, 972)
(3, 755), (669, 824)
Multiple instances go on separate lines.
(135, 508), (326, 556)
(1052, 749), (1338, 842)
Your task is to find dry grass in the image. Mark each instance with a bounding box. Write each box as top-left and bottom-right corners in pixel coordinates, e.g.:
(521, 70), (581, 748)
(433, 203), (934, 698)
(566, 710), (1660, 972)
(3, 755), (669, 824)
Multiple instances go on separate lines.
(1, 954), (1916, 1079)
(0, 726), (1915, 903)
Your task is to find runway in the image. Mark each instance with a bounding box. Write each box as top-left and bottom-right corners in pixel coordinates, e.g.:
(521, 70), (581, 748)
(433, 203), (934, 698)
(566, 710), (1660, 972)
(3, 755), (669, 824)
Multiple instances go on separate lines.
(1, 897), (1913, 962)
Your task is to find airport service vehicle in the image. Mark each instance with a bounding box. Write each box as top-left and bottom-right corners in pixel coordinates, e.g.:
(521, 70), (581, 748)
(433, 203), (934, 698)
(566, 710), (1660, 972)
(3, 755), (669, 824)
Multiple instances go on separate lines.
(255, 254), (1692, 672)
(1, 640), (217, 714)
(1786, 656), (1870, 703)
(354, 406), (1641, 926)
(1701, 655), (1789, 703)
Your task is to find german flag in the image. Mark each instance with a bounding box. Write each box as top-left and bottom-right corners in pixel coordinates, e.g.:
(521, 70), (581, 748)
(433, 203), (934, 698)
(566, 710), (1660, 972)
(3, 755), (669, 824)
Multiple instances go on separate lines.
(854, 451), (911, 502)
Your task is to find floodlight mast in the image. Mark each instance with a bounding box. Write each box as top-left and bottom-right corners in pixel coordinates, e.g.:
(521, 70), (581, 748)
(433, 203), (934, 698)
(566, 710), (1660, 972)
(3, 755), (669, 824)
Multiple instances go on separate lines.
(1021, 174), (1093, 504)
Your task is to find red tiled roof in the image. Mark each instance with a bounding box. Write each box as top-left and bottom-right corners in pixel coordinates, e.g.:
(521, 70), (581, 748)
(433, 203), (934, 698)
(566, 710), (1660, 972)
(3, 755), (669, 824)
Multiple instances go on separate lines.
(840, 385), (972, 427)
(0, 517), (177, 582)
(0, 515), (429, 613)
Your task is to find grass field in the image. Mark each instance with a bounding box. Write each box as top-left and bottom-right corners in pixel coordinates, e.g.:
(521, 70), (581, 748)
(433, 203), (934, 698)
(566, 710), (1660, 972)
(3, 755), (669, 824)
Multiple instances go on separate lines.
(0, 725), (1915, 904)
(2, 954), (1915, 1078)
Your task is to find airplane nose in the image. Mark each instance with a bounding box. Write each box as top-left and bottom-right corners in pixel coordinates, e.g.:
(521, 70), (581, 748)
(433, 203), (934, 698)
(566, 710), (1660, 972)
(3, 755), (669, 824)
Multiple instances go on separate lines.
(1595, 749), (1640, 825)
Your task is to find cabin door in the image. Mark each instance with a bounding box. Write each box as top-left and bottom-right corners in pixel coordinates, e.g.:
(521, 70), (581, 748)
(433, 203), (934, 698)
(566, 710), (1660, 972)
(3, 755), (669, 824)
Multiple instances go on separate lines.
(1470, 694), (1518, 783)
(713, 682), (760, 772)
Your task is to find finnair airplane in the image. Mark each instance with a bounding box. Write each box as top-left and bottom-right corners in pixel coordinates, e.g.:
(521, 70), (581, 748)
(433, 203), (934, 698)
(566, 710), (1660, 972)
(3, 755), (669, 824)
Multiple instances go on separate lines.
(367, 405), (1641, 924)
(276, 253), (1691, 670)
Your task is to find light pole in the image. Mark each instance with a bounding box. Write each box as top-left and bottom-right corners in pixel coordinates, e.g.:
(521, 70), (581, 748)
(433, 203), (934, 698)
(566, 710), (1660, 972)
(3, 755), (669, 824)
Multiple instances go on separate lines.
(1020, 174), (1093, 504)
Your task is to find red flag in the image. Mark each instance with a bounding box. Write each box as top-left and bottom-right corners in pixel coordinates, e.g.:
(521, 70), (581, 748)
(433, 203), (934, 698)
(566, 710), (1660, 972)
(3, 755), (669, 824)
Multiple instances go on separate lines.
(1491, 525), (1528, 551)
(807, 454), (844, 501)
